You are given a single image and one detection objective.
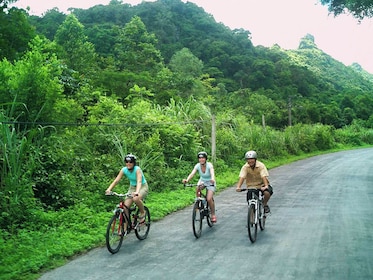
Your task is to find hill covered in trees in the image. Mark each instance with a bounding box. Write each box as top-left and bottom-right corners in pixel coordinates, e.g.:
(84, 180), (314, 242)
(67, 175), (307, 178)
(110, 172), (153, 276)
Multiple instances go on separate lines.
(26, 0), (373, 129)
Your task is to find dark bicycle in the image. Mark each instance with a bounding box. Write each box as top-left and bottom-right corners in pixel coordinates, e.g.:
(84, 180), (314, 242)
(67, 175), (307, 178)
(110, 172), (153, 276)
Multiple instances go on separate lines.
(238, 187), (266, 243)
(105, 192), (150, 254)
(184, 183), (214, 238)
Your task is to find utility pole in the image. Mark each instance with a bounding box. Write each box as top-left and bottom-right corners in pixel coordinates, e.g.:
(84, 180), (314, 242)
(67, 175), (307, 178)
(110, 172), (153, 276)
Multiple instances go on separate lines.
(211, 115), (216, 164)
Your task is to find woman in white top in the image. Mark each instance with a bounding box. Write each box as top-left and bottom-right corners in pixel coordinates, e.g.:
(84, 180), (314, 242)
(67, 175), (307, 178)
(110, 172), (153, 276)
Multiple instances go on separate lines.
(182, 151), (217, 223)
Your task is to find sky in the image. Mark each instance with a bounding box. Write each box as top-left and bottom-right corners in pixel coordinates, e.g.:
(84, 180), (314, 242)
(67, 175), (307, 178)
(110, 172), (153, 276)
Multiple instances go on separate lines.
(12, 0), (373, 74)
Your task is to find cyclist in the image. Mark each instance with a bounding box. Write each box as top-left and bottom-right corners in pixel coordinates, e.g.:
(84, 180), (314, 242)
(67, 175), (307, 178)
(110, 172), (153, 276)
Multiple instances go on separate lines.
(236, 150), (273, 213)
(105, 154), (148, 223)
(182, 151), (217, 223)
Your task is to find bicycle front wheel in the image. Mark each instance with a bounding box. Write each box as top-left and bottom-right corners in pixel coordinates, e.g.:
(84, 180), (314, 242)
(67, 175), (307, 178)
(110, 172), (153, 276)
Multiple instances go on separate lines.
(135, 206), (151, 240)
(247, 204), (257, 243)
(106, 212), (126, 254)
(192, 201), (203, 238)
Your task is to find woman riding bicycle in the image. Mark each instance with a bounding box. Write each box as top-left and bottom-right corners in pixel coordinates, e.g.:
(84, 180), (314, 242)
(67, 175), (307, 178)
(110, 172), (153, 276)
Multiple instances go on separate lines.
(182, 151), (217, 223)
(105, 154), (148, 223)
(236, 150), (273, 213)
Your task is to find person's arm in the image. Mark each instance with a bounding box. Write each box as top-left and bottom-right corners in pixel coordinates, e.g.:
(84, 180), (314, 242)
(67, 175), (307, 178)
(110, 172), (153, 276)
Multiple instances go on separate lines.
(134, 168), (142, 196)
(106, 170), (124, 194)
(236, 177), (244, 192)
(209, 163), (216, 184)
(236, 165), (246, 192)
(182, 168), (197, 183)
(261, 176), (270, 191)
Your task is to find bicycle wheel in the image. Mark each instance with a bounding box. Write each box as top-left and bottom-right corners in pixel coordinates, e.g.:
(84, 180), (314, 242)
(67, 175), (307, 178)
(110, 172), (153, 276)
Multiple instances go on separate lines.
(247, 204), (257, 243)
(192, 201), (203, 238)
(259, 203), (266, 230)
(135, 206), (151, 240)
(206, 199), (213, 227)
(106, 212), (126, 254)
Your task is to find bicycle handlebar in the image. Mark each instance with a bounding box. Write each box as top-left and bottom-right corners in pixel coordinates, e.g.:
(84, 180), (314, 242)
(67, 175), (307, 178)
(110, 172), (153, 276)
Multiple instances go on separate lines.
(183, 183), (214, 188)
(106, 191), (133, 198)
(236, 187), (262, 192)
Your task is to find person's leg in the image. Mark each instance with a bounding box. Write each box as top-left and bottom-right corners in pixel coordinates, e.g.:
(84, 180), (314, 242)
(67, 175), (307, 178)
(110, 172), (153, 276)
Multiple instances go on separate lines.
(263, 191), (270, 206)
(134, 184), (148, 221)
(123, 198), (133, 230)
(207, 189), (217, 222)
(263, 186), (273, 213)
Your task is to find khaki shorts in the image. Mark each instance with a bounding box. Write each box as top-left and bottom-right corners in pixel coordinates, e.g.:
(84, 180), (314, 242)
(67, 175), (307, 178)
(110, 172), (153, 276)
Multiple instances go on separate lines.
(128, 183), (149, 199)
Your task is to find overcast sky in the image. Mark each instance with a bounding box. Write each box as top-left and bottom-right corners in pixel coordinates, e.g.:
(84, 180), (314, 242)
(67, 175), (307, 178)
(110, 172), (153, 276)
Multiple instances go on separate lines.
(13, 0), (373, 74)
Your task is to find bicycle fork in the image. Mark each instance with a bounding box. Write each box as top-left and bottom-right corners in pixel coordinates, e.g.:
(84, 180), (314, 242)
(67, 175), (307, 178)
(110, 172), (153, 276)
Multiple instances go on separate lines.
(248, 199), (258, 224)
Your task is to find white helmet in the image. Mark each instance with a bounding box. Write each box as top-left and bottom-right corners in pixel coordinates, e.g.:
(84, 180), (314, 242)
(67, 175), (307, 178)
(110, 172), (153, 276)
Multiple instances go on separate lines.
(245, 150), (257, 159)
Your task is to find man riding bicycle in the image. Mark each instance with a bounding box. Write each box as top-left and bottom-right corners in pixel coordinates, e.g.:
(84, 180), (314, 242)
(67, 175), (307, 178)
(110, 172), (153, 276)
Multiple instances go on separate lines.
(236, 150), (273, 213)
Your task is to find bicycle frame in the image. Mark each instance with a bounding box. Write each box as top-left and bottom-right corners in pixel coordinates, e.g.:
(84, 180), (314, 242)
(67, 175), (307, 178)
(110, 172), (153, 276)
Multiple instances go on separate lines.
(112, 194), (135, 233)
(247, 189), (262, 224)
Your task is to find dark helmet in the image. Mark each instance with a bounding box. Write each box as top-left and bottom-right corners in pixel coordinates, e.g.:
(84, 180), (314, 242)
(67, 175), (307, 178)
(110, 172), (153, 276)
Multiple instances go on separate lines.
(124, 153), (137, 163)
(197, 151), (208, 159)
(245, 150), (257, 160)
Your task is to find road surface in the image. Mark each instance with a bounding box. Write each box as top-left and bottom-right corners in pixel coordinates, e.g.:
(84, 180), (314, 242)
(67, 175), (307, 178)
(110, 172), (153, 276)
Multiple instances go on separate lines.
(39, 148), (373, 280)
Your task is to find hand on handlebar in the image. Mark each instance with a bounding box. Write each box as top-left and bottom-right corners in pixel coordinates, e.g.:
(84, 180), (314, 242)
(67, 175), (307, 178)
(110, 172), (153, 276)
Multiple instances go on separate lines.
(236, 187), (242, 192)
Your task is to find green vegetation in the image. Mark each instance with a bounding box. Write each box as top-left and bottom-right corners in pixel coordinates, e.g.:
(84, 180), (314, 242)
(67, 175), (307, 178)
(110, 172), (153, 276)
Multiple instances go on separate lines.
(321, 0), (373, 19)
(1, 1), (373, 279)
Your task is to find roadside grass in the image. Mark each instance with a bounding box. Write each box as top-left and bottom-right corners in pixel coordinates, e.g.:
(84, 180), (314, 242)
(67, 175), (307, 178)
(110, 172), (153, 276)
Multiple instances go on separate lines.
(0, 145), (371, 280)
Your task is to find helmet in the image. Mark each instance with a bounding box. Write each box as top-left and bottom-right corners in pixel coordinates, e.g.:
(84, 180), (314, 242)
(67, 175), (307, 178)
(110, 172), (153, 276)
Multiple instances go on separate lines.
(245, 150), (257, 160)
(197, 151), (208, 159)
(124, 154), (137, 163)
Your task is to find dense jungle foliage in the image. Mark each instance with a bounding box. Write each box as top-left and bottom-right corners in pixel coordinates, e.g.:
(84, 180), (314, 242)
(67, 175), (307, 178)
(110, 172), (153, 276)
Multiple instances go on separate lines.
(1, 0), (373, 279)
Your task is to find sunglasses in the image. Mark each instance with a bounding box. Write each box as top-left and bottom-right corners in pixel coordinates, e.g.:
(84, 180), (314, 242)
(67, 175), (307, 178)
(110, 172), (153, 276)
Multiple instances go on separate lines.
(125, 160), (134, 163)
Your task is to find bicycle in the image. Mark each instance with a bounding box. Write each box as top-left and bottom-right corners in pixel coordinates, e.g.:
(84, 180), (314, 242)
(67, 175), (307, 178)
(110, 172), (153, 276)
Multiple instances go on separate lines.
(238, 187), (266, 243)
(105, 191), (151, 254)
(184, 183), (214, 238)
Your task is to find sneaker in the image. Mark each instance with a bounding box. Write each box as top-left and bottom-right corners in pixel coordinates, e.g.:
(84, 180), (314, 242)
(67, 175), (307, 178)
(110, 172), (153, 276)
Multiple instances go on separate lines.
(264, 205), (270, 213)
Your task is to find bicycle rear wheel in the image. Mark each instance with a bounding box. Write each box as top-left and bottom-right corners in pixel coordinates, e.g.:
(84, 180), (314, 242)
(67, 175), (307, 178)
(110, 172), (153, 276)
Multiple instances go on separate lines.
(135, 206), (151, 240)
(106, 212), (126, 254)
(259, 203), (266, 230)
(247, 204), (257, 243)
(192, 201), (203, 238)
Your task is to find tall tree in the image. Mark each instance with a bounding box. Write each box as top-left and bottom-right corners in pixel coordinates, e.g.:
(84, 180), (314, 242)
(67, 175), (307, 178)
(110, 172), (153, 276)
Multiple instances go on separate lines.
(54, 14), (98, 77)
(114, 15), (164, 73)
(169, 47), (203, 79)
(5, 36), (63, 124)
(0, 7), (36, 61)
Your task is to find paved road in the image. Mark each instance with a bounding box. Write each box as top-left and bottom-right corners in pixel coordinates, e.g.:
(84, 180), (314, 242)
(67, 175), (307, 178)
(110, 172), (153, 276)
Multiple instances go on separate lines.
(39, 148), (373, 280)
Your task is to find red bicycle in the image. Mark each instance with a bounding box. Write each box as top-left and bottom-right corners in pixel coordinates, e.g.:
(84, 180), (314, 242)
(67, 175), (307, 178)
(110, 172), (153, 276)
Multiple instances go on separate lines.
(105, 192), (150, 254)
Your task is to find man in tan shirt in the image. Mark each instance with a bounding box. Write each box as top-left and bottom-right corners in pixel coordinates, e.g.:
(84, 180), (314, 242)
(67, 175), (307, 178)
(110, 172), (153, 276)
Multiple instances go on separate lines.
(236, 150), (273, 213)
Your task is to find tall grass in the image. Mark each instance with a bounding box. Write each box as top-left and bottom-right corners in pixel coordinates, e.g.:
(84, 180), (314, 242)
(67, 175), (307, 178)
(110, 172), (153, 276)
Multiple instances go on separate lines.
(0, 109), (37, 230)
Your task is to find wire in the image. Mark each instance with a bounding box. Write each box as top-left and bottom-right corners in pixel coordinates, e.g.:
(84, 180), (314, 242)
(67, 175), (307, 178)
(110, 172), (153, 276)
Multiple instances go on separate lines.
(1, 119), (209, 127)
